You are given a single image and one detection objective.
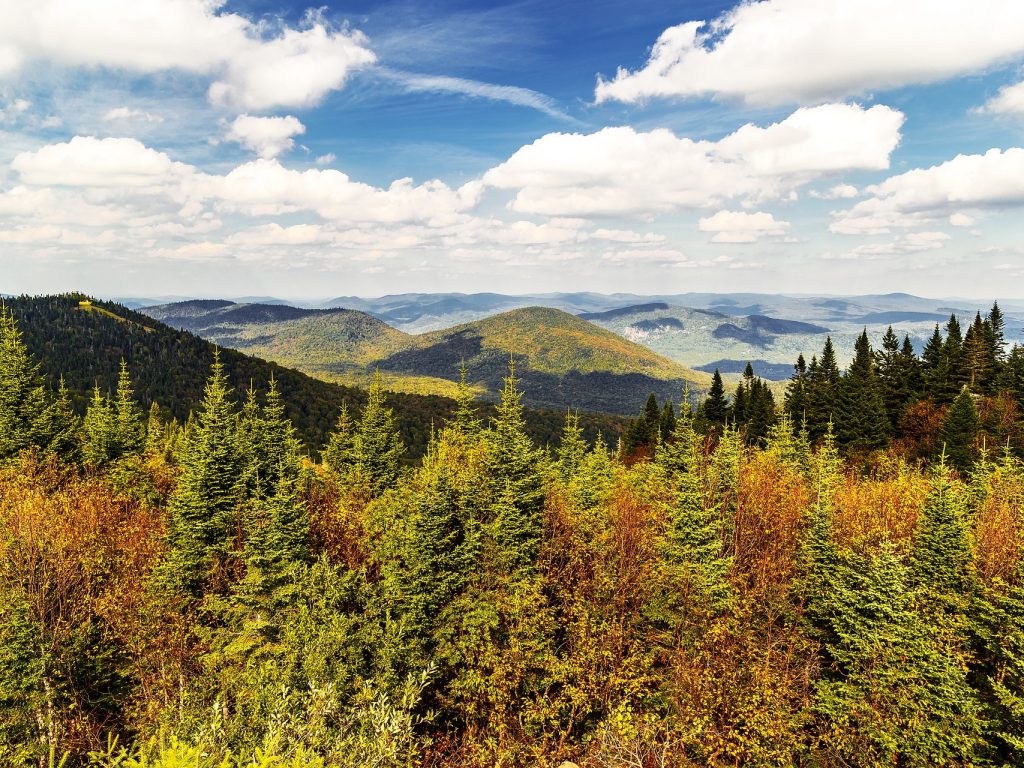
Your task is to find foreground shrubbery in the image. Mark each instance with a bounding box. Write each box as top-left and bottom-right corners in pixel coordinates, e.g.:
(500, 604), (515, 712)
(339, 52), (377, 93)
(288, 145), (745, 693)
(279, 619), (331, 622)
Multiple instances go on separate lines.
(3, 305), (1024, 767)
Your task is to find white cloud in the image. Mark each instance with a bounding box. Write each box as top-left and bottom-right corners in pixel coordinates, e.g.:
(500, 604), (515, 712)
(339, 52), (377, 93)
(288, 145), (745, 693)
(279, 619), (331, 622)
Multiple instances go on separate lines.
(810, 183), (858, 200)
(595, 0), (1024, 106)
(698, 209), (790, 243)
(103, 107), (164, 124)
(483, 103), (902, 216)
(378, 68), (570, 120)
(978, 81), (1024, 116)
(949, 212), (976, 227)
(0, 1), (375, 111)
(833, 231), (951, 261)
(11, 136), (192, 188)
(315, 153), (337, 166)
(831, 147), (1024, 233)
(225, 114), (305, 159)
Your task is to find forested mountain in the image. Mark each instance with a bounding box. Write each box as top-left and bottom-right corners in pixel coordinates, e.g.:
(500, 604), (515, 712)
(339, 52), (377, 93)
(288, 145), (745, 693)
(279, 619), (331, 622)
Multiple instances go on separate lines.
(143, 301), (709, 415)
(4, 295), (1024, 767)
(6, 295), (627, 456)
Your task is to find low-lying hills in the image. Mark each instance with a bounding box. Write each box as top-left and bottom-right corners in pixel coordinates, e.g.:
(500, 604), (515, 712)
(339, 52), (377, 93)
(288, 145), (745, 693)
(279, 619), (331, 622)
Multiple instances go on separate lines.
(143, 301), (710, 415)
(9, 295), (628, 456)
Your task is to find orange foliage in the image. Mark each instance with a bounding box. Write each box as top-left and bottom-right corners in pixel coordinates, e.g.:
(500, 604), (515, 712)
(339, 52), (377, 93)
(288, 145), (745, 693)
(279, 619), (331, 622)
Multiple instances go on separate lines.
(830, 463), (928, 554)
(974, 465), (1024, 584)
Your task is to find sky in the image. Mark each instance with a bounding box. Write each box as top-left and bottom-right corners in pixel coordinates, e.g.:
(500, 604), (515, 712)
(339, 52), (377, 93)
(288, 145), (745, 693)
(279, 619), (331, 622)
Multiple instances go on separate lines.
(2, 0), (1024, 301)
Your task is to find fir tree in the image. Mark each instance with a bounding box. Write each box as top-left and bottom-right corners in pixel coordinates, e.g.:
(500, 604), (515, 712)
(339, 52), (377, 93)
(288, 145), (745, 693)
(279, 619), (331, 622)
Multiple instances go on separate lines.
(113, 359), (144, 456)
(837, 330), (889, 451)
(143, 401), (164, 457)
(941, 387), (980, 473)
(989, 301), (1006, 362)
(0, 305), (51, 460)
(702, 369), (728, 425)
(806, 337), (841, 440)
(942, 314), (966, 399)
(39, 377), (81, 462)
(784, 354), (808, 425)
(323, 401), (356, 476)
(162, 352), (242, 596)
(660, 400), (677, 443)
(450, 360), (481, 434)
(557, 410), (586, 482)
(921, 324), (947, 395)
(82, 385), (117, 468)
(353, 371), (405, 496)
(963, 312), (997, 394)
(486, 359), (545, 572)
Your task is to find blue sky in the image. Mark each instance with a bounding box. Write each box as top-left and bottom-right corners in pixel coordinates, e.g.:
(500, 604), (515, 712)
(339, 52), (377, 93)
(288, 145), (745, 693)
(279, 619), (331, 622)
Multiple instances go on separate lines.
(2, 0), (1024, 300)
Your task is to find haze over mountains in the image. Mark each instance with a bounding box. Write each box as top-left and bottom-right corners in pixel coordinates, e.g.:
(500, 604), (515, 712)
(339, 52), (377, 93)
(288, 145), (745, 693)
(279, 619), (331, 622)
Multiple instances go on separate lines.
(139, 292), (1024, 396)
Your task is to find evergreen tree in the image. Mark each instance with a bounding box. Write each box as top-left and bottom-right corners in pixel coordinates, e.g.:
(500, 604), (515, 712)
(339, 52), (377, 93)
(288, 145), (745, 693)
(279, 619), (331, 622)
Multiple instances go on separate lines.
(702, 369), (728, 425)
(643, 392), (662, 445)
(942, 314), (966, 399)
(143, 401), (164, 457)
(989, 301), (1006, 362)
(876, 327), (917, 429)
(0, 305), (51, 460)
(162, 352), (242, 596)
(837, 330), (889, 451)
(745, 377), (777, 444)
(353, 371), (405, 496)
(732, 382), (748, 425)
(82, 385), (117, 468)
(113, 359), (144, 455)
(660, 400), (677, 443)
(941, 387), (980, 473)
(784, 354), (808, 425)
(806, 337), (841, 440)
(39, 377), (81, 462)
(322, 401), (356, 476)
(486, 359), (545, 572)
(450, 360), (481, 435)
(921, 324), (947, 395)
(557, 410), (586, 482)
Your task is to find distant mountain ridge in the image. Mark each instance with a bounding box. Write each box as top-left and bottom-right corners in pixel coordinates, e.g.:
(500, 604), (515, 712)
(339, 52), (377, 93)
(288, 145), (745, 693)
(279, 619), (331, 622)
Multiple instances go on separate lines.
(141, 300), (709, 415)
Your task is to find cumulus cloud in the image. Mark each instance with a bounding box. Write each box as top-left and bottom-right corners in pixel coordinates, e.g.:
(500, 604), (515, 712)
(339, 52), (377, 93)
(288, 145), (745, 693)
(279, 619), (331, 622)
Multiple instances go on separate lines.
(831, 147), (1024, 234)
(978, 81), (1024, 116)
(225, 114), (305, 159)
(0, 1), (375, 111)
(595, 0), (1024, 106)
(483, 103), (902, 216)
(698, 210), (790, 243)
(949, 212), (976, 227)
(810, 183), (858, 200)
(11, 136), (193, 188)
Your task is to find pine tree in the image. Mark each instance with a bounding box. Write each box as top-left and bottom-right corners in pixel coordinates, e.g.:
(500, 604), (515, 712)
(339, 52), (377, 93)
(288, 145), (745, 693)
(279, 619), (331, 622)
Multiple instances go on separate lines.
(450, 360), (481, 434)
(806, 337), (841, 440)
(143, 401), (164, 457)
(162, 352), (242, 596)
(113, 359), (144, 456)
(486, 359), (545, 572)
(0, 305), (51, 460)
(39, 377), (81, 462)
(82, 385), (117, 468)
(702, 369), (728, 425)
(989, 301), (1006, 362)
(941, 387), (980, 473)
(784, 354), (808, 425)
(557, 410), (586, 482)
(837, 330), (889, 451)
(353, 371), (405, 496)
(323, 401), (356, 476)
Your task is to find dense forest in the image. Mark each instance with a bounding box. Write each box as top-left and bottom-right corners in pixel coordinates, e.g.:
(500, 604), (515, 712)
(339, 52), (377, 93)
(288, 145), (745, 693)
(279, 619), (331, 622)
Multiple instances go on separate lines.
(7, 295), (627, 457)
(3, 299), (1024, 767)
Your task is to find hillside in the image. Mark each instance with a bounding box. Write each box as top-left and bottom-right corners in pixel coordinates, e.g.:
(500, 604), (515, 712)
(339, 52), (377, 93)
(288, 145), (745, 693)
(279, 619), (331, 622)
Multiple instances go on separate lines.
(142, 301), (708, 415)
(9, 295), (627, 456)
(377, 306), (710, 415)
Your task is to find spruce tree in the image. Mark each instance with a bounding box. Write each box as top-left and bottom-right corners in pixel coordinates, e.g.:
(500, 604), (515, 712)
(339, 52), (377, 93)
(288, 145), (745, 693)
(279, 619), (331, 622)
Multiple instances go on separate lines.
(39, 377), (81, 462)
(143, 401), (164, 457)
(806, 337), (841, 440)
(660, 400), (677, 443)
(82, 385), (117, 468)
(642, 392), (662, 446)
(963, 312), (996, 394)
(837, 330), (889, 451)
(702, 369), (728, 425)
(486, 359), (545, 572)
(941, 387), (980, 474)
(989, 301), (1006, 362)
(921, 324), (947, 395)
(113, 359), (144, 456)
(323, 401), (356, 476)
(784, 354), (808, 425)
(450, 360), (481, 434)
(162, 352), (242, 596)
(942, 314), (966, 399)
(557, 410), (586, 482)
(353, 371), (405, 496)
(0, 305), (51, 460)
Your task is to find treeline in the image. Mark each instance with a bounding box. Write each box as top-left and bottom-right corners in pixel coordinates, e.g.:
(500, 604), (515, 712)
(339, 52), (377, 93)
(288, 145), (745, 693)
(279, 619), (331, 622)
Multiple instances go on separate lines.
(625, 303), (1020, 473)
(3, 303), (1024, 766)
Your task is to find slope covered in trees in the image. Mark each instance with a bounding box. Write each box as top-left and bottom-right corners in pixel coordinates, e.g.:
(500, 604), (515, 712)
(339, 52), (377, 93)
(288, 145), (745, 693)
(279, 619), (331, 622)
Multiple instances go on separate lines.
(5, 295), (626, 457)
(3, 297), (1024, 767)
